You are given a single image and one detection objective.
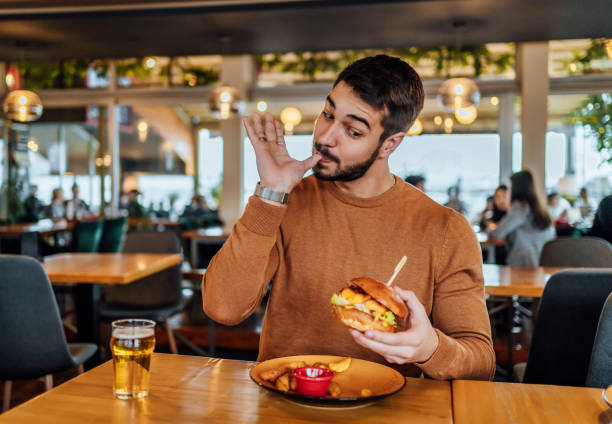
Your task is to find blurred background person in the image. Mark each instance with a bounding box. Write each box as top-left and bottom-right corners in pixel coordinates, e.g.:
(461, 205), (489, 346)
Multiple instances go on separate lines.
(444, 185), (467, 215)
(488, 170), (555, 266)
(47, 188), (66, 220)
(588, 195), (612, 244)
(181, 195), (222, 229)
(65, 182), (90, 220)
(126, 189), (147, 218)
(404, 174), (425, 192)
(575, 187), (597, 219)
(23, 185), (43, 222)
(547, 191), (570, 225)
(480, 184), (509, 229)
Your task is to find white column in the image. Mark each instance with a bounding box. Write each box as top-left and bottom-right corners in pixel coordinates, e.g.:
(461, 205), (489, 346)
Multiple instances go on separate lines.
(108, 102), (120, 212)
(498, 93), (515, 185)
(517, 42), (549, 203)
(218, 56), (254, 229)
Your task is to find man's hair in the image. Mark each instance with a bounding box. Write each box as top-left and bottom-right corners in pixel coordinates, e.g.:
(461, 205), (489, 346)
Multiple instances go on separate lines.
(496, 184), (508, 192)
(405, 174), (425, 186)
(334, 55), (425, 143)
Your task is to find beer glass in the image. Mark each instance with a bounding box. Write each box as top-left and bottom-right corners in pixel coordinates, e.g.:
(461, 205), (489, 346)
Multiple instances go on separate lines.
(110, 319), (156, 399)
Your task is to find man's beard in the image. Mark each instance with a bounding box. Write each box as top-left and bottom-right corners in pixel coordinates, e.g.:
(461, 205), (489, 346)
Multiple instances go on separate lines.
(312, 142), (382, 182)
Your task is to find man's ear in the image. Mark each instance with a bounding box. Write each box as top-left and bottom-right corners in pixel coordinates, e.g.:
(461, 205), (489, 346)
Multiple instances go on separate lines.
(379, 131), (406, 158)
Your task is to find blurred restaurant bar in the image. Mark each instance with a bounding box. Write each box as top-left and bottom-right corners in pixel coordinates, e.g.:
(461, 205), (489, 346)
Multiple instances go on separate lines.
(0, 1), (611, 422)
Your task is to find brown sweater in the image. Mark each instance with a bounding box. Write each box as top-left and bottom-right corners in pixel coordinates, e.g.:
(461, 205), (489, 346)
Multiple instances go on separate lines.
(203, 176), (495, 380)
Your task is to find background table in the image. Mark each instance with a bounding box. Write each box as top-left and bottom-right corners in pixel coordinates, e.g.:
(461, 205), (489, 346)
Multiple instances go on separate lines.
(0, 219), (73, 258)
(0, 353), (453, 423)
(483, 264), (568, 298)
(452, 379), (611, 423)
(182, 227), (229, 268)
(43, 253), (182, 345)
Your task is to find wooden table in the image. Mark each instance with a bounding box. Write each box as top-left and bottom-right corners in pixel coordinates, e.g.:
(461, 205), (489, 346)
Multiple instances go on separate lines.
(483, 264), (568, 298)
(43, 253), (182, 346)
(452, 379), (611, 424)
(182, 227), (229, 268)
(0, 353), (453, 423)
(0, 219), (73, 258)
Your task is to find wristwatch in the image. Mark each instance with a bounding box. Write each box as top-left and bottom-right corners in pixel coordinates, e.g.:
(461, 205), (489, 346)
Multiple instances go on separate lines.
(254, 182), (290, 204)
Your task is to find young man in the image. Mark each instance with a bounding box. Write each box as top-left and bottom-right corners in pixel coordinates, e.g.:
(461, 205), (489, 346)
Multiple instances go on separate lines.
(202, 55), (494, 380)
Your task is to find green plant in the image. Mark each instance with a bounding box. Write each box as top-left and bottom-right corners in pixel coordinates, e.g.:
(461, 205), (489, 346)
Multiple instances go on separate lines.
(569, 38), (612, 74)
(17, 59), (90, 89)
(257, 44), (514, 81)
(569, 93), (612, 164)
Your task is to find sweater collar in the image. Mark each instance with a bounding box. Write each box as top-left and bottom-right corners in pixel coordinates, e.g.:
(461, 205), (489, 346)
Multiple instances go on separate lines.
(321, 174), (404, 208)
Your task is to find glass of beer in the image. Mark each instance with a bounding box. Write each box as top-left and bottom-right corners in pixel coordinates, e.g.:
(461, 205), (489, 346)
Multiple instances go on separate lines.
(110, 319), (156, 399)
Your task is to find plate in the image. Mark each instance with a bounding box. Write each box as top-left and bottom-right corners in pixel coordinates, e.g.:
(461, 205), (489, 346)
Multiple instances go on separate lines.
(603, 385), (612, 408)
(249, 355), (406, 407)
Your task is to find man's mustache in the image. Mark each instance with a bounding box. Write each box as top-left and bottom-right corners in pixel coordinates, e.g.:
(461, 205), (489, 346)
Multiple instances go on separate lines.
(314, 143), (340, 164)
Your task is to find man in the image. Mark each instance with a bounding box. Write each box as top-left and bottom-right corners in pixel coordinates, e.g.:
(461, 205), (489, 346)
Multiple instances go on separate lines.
(547, 191), (570, 224)
(404, 174), (425, 192)
(65, 183), (90, 220)
(202, 55), (494, 380)
(576, 187), (597, 219)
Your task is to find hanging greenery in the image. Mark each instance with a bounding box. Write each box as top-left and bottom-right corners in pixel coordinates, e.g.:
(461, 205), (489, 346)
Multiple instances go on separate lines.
(17, 59), (91, 89)
(569, 93), (612, 164)
(257, 45), (514, 81)
(568, 38), (612, 74)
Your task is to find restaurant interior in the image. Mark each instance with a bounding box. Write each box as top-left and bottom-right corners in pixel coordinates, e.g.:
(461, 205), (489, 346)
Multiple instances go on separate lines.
(0, 0), (611, 422)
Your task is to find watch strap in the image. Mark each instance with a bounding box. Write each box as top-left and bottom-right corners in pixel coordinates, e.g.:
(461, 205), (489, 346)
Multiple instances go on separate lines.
(254, 182), (289, 204)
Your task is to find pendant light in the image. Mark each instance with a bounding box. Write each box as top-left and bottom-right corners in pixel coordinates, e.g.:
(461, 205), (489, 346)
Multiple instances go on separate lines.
(3, 89), (43, 122)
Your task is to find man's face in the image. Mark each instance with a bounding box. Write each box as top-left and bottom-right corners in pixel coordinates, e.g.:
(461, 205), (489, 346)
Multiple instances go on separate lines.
(494, 189), (509, 211)
(312, 81), (386, 182)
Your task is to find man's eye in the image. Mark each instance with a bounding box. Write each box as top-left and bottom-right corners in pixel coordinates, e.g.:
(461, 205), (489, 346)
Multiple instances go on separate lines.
(322, 111), (333, 120)
(348, 129), (362, 137)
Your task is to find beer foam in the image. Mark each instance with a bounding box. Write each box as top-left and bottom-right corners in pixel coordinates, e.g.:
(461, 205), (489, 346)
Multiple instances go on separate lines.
(112, 327), (154, 339)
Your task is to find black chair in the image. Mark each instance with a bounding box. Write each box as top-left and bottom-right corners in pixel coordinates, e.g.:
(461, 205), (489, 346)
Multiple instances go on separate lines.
(100, 231), (183, 354)
(98, 217), (127, 253)
(522, 270), (612, 386)
(586, 293), (612, 388)
(539, 237), (612, 267)
(0, 255), (97, 411)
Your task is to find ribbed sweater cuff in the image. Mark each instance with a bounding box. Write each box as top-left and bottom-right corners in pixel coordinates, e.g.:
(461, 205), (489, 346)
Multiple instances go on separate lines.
(240, 195), (287, 236)
(414, 329), (454, 378)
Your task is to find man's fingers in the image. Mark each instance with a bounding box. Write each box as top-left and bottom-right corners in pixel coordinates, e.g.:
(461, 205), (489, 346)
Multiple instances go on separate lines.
(302, 153), (322, 170)
(252, 112), (265, 138)
(242, 116), (260, 147)
(394, 288), (428, 324)
(264, 112), (276, 142)
(349, 329), (411, 359)
(363, 328), (421, 346)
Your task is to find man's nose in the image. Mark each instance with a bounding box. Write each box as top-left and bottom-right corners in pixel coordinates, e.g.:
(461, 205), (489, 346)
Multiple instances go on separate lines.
(316, 121), (338, 147)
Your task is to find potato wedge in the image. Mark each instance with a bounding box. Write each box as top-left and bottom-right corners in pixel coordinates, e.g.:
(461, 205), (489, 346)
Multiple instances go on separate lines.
(260, 367), (289, 383)
(328, 357), (351, 373)
(328, 381), (342, 397)
(275, 372), (290, 392)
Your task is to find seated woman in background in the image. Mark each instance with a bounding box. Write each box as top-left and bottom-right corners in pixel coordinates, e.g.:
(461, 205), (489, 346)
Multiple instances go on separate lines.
(588, 195), (612, 244)
(488, 170), (555, 266)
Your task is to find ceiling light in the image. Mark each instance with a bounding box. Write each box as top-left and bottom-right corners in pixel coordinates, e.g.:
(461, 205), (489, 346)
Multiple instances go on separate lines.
(144, 57), (156, 69)
(455, 106), (478, 125)
(137, 120), (148, 142)
(490, 97), (499, 106)
(208, 85), (244, 120)
(433, 115), (443, 126)
(256, 101), (268, 112)
(3, 89), (43, 122)
(280, 106), (302, 135)
(437, 78), (480, 113)
(443, 117), (454, 134)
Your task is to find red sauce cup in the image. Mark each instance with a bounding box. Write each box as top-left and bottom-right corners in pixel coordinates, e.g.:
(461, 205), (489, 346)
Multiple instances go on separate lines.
(292, 367), (334, 397)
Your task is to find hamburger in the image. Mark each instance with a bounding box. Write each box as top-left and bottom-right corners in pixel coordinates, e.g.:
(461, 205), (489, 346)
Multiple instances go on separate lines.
(330, 277), (408, 333)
